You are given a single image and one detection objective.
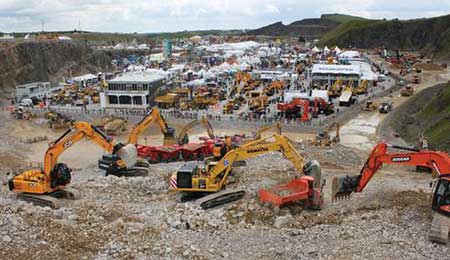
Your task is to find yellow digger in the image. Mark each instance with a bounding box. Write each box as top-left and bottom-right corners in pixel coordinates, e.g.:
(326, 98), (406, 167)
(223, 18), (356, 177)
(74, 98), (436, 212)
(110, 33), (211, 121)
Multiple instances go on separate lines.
(177, 117), (215, 145)
(170, 134), (324, 209)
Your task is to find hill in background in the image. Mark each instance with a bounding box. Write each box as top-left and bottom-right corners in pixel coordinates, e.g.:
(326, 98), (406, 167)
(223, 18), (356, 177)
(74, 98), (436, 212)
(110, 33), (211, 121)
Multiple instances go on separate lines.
(320, 14), (450, 60)
(247, 14), (364, 39)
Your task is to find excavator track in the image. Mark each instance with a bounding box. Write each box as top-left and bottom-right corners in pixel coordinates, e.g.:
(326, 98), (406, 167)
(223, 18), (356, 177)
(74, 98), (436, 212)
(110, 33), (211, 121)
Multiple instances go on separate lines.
(17, 187), (81, 209)
(197, 188), (246, 209)
(18, 194), (61, 209)
(109, 166), (150, 177)
(429, 213), (450, 244)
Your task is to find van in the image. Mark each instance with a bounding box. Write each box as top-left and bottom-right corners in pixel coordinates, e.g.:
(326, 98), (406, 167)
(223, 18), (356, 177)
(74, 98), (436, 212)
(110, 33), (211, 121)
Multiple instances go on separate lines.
(19, 98), (33, 107)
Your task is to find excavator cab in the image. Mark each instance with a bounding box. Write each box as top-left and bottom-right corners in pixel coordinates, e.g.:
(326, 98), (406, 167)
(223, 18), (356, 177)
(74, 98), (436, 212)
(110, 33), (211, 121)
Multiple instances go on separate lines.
(432, 178), (450, 217)
(163, 126), (177, 145)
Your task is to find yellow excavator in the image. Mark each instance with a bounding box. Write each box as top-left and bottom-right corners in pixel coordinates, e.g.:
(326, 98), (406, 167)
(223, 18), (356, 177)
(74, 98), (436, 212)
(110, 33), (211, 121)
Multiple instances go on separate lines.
(8, 122), (147, 208)
(177, 117), (215, 145)
(328, 78), (343, 98)
(170, 134), (323, 209)
(253, 121), (282, 140)
(127, 107), (177, 146)
(313, 122), (340, 146)
(353, 80), (368, 95)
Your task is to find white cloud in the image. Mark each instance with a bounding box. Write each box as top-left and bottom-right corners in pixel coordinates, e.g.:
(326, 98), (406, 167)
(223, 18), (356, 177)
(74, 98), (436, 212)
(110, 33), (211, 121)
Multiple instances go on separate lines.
(0, 0), (448, 32)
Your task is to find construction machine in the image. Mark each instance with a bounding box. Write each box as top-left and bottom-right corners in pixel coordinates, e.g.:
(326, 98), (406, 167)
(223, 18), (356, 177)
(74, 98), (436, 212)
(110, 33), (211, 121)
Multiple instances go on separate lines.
(354, 80), (368, 95)
(170, 134), (324, 209)
(363, 100), (379, 112)
(127, 107), (177, 146)
(10, 106), (34, 120)
(313, 122), (340, 146)
(8, 122), (147, 209)
(400, 85), (415, 97)
(177, 117), (215, 145)
(328, 79), (343, 98)
(44, 110), (71, 130)
(253, 121), (282, 140)
(277, 98), (310, 122)
(264, 80), (284, 96)
(155, 93), (180, 109)
(312, 97), (335, 117)
(332, 143), (450, 243)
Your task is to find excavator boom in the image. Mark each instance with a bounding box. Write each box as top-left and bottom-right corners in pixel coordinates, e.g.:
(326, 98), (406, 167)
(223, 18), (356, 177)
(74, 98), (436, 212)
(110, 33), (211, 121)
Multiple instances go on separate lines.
(128, 107), (176, 145)
(177, 117), (215, 145)
(171, 134), (323, 209)
(8, 122), (140, 208)
(331, 142), (450, 243)
(253, 121), (282, 140)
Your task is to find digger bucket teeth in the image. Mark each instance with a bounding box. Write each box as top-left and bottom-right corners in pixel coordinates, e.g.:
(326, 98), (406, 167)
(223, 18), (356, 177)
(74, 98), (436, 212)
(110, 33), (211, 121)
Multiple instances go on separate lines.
(331, 175), (360, 202)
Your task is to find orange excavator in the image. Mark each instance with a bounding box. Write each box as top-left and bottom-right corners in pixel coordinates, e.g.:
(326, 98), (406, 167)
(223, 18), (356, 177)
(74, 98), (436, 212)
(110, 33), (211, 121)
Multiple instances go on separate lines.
(127, 107), (177, 146)
(8, 122), (144, 208)
(332, 143), (450, 243)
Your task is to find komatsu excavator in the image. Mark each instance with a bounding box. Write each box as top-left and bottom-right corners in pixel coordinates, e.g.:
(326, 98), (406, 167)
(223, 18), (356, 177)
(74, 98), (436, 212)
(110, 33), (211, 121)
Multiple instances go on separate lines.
(170, 134), (323, 209)
(332, 143), (450, 243)
(127, 107), (177, 146)
(177, 117), (215, 145)
(8, 122), (144, 209)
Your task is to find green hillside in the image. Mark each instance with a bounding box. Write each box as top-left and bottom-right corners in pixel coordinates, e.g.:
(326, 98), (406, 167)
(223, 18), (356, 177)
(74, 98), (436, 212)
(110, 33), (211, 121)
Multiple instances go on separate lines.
(321, 13), (367, 23)
(389, 82), (450, 152)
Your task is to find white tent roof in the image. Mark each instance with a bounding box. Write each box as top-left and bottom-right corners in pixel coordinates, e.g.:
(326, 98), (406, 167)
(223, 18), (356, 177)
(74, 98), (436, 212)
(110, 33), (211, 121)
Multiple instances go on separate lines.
(323, 46), (330, 53)
(311, 46), (320, 53)
(334, 46), (341, 53)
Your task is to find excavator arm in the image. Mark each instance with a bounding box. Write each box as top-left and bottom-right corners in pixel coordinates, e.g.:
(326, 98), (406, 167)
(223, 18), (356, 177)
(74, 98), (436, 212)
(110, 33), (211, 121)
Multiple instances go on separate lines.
(127, 107), (176, 145)
(208, 134), (308, 190)
(177, 117), (215, 145)
(332, 143), (450, 200)
(9, 121), (138, 203)
(44, 122), (136, 176)
(172, 134), (323, 209)
(253, 121), (282, 140)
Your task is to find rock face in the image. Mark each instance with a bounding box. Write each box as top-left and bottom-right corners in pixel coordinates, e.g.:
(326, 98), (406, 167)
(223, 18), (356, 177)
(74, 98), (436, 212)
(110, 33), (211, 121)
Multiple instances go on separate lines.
(0, 40), (152, 93)
(0, 41), (113, 92)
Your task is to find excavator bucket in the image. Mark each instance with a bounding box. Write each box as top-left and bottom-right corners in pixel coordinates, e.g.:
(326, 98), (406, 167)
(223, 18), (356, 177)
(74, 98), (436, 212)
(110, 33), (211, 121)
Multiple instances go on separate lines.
(116, 144), (138, 168)
(331, 175), (360, 201)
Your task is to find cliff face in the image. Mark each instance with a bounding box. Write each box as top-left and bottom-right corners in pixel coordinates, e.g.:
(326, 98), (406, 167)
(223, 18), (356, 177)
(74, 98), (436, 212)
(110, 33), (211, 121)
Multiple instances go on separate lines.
(0, 41), (112, 93)
(321, 15), (450, 60)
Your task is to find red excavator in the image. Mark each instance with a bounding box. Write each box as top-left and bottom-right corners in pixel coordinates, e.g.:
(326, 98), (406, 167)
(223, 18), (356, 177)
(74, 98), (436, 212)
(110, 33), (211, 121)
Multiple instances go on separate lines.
(277, 98), (310, 122)
(332, 143), (450, 243)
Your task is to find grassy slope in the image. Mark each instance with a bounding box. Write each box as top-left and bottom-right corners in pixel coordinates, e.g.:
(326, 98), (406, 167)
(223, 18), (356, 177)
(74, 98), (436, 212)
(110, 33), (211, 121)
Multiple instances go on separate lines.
(417, 84), (450, 151)
(389, 83), (450, 152)
(321, 14), (367, 23)
(319, 19), (384, 46)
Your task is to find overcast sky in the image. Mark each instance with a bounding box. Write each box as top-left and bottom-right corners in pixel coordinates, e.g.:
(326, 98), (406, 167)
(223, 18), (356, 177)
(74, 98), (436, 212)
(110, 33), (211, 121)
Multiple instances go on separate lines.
(1, 0), (449, 33)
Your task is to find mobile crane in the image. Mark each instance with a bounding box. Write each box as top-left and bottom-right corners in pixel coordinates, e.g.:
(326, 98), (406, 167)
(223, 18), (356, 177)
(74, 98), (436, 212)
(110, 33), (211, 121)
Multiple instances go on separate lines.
(177, 117), (215, 145)
(332, 143), (450, 243)
(8, 122), (145, 209)
(170, 134), (324, 209)
(127, 107), (177, 146)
